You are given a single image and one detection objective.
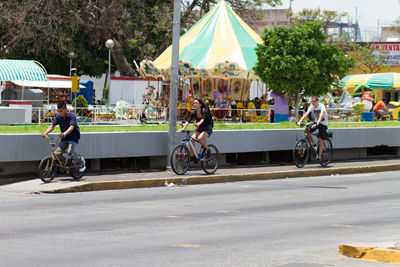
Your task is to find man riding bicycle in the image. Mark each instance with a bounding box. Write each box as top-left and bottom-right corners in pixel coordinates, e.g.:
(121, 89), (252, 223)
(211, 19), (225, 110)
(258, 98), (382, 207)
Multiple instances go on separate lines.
(41, 102), (85, 172)
(297, 96), (328, 162)
(179, 98), (214, 162)
(373, 98), (392, 120)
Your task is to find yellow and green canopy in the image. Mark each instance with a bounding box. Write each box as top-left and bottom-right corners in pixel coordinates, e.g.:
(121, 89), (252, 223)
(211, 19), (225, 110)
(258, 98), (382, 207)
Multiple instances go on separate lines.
(140, 0), (262, 80)
(339, 72), (400, 90)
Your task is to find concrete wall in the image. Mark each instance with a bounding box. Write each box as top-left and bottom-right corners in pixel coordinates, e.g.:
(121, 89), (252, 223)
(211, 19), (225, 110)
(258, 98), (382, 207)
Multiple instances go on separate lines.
(0, 107), (26, 124)
(1, 127), (400, 176)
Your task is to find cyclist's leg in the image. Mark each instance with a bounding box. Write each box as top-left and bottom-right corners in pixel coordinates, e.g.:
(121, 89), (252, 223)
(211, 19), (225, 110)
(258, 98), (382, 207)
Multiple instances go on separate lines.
(316, 125), (327, 159)
(318, 137), (324, 159)
(306, 127), (316, 146)
(56, 140), (68, 154)
(197, 131), (209, 151)
(190, 132), (199, 157)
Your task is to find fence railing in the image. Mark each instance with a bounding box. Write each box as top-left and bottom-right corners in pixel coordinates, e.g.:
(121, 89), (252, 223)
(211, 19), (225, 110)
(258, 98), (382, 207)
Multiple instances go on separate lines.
(3, 104), (364, 125)
(26, 105), (272, 124)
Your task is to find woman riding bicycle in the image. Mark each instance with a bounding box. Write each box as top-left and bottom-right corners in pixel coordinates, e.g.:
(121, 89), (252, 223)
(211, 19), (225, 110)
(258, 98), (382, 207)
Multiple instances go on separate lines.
(180, 98), (214, 162)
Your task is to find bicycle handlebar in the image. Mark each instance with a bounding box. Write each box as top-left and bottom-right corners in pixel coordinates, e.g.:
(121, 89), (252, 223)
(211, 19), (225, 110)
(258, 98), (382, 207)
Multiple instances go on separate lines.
(42, 135), (61, 146)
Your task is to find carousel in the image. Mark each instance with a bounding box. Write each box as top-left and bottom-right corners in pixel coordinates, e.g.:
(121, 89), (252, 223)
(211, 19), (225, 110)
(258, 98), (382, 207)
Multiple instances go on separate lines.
(138, 0), (270, 122)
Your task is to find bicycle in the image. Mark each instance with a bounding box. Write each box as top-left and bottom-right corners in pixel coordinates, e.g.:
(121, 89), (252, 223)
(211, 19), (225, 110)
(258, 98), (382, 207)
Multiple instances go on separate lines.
(170, 130), (219, 175)
(293, 122), (333, 168)
(38, 135), (85, 183)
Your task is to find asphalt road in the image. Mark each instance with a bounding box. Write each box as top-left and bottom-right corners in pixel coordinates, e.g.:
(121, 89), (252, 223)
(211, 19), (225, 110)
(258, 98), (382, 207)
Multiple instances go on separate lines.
(1, 171), (400, 266)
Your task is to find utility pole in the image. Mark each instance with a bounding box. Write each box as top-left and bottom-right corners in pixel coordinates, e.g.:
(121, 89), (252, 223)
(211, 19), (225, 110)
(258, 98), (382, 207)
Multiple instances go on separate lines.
(167, 0), (181, 168)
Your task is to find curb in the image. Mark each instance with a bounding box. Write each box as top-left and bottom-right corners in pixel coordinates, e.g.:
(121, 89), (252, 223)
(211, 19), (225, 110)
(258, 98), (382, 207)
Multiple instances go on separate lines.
(40, 163), (400, 194)
(339, 244), (400, 263)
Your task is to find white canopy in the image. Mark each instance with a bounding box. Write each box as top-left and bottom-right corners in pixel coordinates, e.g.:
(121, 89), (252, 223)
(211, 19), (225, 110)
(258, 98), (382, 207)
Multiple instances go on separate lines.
(11, 79), (85, 89)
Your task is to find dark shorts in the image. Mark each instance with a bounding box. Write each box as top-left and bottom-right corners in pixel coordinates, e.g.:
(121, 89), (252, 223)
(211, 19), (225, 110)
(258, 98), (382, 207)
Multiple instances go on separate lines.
(310, 124), (327, 139)
(197, 125), (213, 136)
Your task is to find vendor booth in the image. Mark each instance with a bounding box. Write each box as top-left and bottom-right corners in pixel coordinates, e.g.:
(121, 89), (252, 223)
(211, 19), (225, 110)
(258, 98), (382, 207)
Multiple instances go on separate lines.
(0, 59), (48, 123)
(339, 72), (400, 120)
(339, 72), (400, 101)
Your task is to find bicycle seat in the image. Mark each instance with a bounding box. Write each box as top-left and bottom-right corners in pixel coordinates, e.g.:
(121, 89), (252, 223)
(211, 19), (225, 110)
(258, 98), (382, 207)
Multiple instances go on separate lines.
(326, 132), (333, 138)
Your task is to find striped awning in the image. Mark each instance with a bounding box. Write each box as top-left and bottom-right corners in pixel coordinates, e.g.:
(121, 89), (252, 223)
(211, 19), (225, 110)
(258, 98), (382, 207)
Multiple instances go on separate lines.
(0, 59), (48, 81)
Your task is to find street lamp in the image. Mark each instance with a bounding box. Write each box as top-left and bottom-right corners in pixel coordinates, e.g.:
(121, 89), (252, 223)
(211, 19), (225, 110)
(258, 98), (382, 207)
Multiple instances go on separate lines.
(105, 39), (115, 103)
(68, 51), (76, 76)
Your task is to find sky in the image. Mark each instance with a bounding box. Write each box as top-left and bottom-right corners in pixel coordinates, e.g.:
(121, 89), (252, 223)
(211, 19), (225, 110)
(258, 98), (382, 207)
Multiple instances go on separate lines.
(277, 0), (400, 34)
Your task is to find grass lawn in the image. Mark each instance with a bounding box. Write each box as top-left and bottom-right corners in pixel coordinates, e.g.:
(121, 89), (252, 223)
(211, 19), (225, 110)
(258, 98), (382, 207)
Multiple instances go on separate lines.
(1, 121), (400, 134)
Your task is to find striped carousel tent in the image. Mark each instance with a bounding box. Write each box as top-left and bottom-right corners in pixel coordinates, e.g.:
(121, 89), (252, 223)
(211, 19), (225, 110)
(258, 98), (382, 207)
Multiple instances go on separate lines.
(0, 59), (48, 81)
(141, 0), (262, 79)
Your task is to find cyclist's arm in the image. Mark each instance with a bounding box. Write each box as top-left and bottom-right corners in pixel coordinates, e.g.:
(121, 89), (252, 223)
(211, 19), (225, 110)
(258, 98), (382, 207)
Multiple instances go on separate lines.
(297, 110), (311, 125)
(316, 110), (325, 126)
(384, 104), (390, 112)
(61, 125), (75, 137)
(194, 118), (204, 128)
(180, 121), (190, 131)
(41, 124), (55, 137)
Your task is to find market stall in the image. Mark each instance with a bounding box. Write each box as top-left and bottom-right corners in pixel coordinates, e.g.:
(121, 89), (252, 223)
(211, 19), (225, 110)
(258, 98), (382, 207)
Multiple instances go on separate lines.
(339, 72), (400, 101)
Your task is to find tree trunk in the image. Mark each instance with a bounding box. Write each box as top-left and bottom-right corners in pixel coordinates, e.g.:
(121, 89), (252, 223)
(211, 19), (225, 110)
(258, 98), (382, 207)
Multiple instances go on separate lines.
(111, 39), (137, 77)
(294, 91), (302, 120)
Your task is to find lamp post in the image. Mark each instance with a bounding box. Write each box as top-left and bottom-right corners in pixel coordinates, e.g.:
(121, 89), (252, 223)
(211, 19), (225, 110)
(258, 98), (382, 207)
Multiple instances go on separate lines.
(105, 39), (115, 104)
(68, 51), (76, 77)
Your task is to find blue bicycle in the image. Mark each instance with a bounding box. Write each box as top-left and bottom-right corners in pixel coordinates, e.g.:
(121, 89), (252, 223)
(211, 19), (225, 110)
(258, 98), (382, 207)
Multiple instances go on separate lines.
(170, 130), (219, 175)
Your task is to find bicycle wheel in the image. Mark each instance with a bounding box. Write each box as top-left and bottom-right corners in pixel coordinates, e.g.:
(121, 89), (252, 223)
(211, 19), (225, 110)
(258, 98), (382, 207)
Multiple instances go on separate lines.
(70, 156), (85, 180)
(293, 139), (309, 168)
(319, 139), (333, 167)
(38, 156), (57, 183)
(201, 144), (219, 174)
(170, 144), (190, 175)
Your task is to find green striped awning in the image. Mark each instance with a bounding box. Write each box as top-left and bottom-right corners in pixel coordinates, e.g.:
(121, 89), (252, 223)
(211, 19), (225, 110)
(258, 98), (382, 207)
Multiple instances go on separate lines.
(0, 59), (48, 81)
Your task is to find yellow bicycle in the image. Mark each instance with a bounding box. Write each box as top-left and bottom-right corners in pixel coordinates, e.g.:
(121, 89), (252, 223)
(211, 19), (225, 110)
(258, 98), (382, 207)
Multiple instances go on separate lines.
(38, 136), (85, 183)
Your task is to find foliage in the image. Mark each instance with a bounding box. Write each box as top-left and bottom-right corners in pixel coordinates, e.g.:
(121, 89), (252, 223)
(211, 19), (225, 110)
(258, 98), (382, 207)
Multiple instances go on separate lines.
(392, 17), (400, 33)
(0, 0), (282, 77)
(347, 43), (390, 73)
(254, 21), (353, 117)
(289, 8), (347, 38)
(72, 95), (88, 108)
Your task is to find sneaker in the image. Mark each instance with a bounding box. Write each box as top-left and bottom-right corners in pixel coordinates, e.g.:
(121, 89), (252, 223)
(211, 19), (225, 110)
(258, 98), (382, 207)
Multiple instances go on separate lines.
(78, 156), (86, 172)
(201, 150), (212, 161)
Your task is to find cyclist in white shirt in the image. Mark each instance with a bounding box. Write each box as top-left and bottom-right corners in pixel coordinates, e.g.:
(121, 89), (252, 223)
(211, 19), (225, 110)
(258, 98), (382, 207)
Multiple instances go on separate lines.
(297, 96), (328, 161)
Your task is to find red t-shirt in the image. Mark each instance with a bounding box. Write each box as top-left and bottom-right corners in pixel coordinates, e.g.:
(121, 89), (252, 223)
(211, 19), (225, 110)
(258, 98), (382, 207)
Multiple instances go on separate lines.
(373, 101), (385, 111)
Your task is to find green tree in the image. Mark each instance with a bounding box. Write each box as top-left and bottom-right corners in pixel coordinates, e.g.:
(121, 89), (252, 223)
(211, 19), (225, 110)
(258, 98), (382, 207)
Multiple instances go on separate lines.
(347, 43), (389, 73)
(0, 0), (282, 77)
(392, 17), (400, 33)
(254, 21), (353, 117)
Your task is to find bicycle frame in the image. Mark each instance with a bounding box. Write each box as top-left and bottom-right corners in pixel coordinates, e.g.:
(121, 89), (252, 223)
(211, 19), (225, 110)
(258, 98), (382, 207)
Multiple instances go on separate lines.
(181, 131), (206, 161)
(44, 136), (70, 170)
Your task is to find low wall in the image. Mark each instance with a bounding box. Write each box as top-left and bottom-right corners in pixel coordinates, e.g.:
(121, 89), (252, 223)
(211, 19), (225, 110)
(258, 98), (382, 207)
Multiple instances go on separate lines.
(0, 107), (26, 124)
(1, 127), (400, 176)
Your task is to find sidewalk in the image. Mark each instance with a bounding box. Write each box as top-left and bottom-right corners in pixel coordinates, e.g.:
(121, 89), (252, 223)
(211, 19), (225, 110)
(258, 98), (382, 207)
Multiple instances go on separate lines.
(2, 158), (400, 194)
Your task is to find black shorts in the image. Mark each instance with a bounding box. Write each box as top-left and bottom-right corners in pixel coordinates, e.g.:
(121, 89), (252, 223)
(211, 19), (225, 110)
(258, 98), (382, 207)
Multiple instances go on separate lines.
(197, 125), (213, 136)
(310, 124), (327, 139)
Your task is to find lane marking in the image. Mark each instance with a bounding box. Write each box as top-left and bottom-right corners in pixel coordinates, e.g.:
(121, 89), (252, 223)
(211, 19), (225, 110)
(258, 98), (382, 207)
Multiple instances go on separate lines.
(330, 224), (364, 228)
(165, 216), (182, 218)
(170, 244), (201, 248)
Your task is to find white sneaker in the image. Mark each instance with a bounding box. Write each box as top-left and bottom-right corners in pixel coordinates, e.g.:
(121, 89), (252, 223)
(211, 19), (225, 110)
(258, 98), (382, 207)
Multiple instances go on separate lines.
(79, 165), (86, 172)
(78, 155), (86, 172)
